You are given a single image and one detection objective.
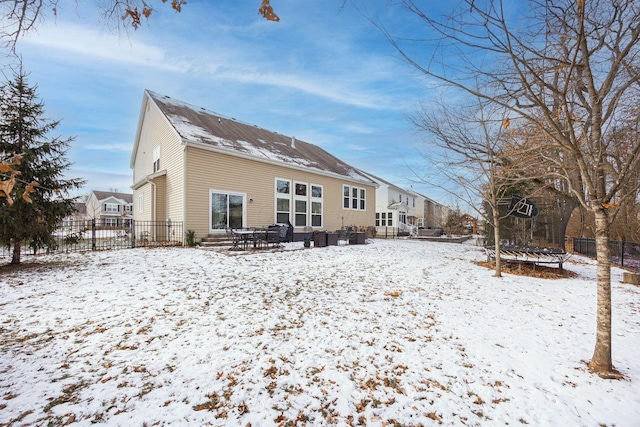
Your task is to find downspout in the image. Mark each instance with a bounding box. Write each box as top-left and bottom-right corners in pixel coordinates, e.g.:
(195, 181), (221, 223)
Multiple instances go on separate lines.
(145, 176), (156, 222)
(183, 145), (187, 237)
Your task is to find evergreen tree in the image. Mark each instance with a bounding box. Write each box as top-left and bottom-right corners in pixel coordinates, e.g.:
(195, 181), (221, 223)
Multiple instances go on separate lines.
(0, 69), (84, 264)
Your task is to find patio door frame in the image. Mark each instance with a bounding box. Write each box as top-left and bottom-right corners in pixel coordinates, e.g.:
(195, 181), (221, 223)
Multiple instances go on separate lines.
(209, 189), (247, 233)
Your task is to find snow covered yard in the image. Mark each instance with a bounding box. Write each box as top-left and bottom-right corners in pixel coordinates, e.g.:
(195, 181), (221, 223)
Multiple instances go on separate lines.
(1, 239), (638, 426)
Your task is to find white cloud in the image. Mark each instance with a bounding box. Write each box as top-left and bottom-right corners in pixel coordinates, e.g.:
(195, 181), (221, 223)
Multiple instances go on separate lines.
(83, 143), (132, 152)
(213, 67), (388, 109)
(21, 22), (187, 73)
(19, 14), (419, 112)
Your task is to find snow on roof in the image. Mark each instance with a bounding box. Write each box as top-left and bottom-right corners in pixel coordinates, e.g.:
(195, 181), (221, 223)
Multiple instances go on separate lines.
(147, 91), (374, 184)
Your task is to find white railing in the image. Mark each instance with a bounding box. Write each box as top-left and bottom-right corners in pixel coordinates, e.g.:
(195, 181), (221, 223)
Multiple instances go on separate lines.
(397, 221), (419, 236)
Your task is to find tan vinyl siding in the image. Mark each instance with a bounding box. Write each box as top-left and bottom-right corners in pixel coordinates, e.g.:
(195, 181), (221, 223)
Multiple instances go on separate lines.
(133, 101), (185, 222)
(184, 146), (375, 237)
(133, 184), (152, 221)
(154, 175), (167, 222)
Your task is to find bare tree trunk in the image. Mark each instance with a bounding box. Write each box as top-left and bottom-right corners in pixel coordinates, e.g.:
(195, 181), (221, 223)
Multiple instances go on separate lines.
(11, 239), (21, 265)
(588, 209), (617, 377)
(493, 206), (502, 277)
(554, 197), (579, 251)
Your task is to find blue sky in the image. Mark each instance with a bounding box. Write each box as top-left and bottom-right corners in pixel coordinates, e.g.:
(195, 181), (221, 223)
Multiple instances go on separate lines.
(2, 0), (452, 204)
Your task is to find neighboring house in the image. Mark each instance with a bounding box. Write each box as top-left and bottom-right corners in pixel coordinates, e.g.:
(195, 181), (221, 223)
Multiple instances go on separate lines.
(85, 191), (134, 227)
(358, 171), (447, 236)
(357, 171), (418, 236)
(130, 90), (377, 241)
(61, 201), (88, 227)
(408, 190), (446, 230)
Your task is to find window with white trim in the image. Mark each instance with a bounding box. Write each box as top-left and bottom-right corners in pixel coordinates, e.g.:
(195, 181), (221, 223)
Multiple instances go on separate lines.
(152, 145), (161, 173)
(104, 203), (119, 213)
(343, 185), (350, 209)
(138, 194), (144, 213)
(343, 184), (366, 211)
(275, 178), (291, 224)
(275, 179), (323, 227)
(311, 184), (323, 227)
(294, 182), (308, 227)
(104, 218), (119, 227)
(211, 191), (245, 230)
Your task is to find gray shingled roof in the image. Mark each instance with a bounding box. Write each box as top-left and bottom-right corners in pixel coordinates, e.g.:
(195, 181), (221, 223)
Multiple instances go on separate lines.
(74, 202), (86, 215)
(147, 91), (374, 184)
(92, 191), (133, 203)
(357, 170), (407, 193)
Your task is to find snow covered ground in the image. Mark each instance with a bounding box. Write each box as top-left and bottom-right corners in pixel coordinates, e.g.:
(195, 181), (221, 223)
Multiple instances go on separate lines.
(1, 239), (638, 426)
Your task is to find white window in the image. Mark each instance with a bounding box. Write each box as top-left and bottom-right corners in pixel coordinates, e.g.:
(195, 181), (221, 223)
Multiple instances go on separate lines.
(275, 178), (291, 224)
(343, 185), (350, 209)
(275, 179), (323, 227)
(153, 145), (161, 173)
(104, 218), (119, 227)
(343, 185), (366, 211)
(311, 184), (323, 227)
(294, 182), (308, 227)
(138, 194), (144, 213)
(105, 203), (119, 213)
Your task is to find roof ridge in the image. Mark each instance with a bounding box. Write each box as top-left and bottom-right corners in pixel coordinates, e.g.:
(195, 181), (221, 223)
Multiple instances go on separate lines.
(146, 90), (284, 138)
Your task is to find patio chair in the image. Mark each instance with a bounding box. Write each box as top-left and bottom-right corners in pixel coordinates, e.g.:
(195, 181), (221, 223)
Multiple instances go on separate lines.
(253, 228), (267, 249)
(337, 226), (353, 245)
(303, 226), (313, 247)
(266, 225), (283, 248)
(226, 227), (242, 250)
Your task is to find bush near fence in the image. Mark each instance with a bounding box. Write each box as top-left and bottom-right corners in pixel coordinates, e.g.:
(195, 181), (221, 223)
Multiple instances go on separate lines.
(2, 219), (183, 258)
(573, 237), (640, 271)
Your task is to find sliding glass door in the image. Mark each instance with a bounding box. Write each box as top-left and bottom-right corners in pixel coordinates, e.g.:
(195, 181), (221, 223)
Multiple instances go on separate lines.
(210, 190), (245, 231)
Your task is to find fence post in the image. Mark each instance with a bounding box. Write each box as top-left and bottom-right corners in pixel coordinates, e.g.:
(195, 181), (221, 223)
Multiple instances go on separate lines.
(620, 238), (625, 268)
(91, 219), (96, 251)
(131, 220), (136, 249)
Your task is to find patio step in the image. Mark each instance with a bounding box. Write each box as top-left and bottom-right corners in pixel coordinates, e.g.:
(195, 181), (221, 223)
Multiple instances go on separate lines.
(198, 234), (233, 247)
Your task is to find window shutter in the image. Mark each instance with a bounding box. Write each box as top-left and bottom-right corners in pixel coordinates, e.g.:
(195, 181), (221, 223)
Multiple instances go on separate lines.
(103, 204), (107, 212)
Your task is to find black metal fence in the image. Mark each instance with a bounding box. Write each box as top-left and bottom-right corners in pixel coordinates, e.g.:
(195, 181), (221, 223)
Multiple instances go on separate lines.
(573, 237), (640, 271)
(2, 219), (183, 258)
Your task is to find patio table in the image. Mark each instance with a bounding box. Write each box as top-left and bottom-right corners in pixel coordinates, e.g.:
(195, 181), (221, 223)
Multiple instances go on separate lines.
(232, 229), (266, 250)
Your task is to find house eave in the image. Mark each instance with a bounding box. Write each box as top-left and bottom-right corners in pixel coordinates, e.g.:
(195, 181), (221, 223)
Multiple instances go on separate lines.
(131, 170), (167, 190)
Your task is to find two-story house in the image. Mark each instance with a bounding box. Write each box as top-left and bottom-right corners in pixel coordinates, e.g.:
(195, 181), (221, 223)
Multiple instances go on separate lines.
(85, 191), (134, 227)
(358, 171), (447, 237)
(130, 90), (377, 242)
(408, 190), (446, 230)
